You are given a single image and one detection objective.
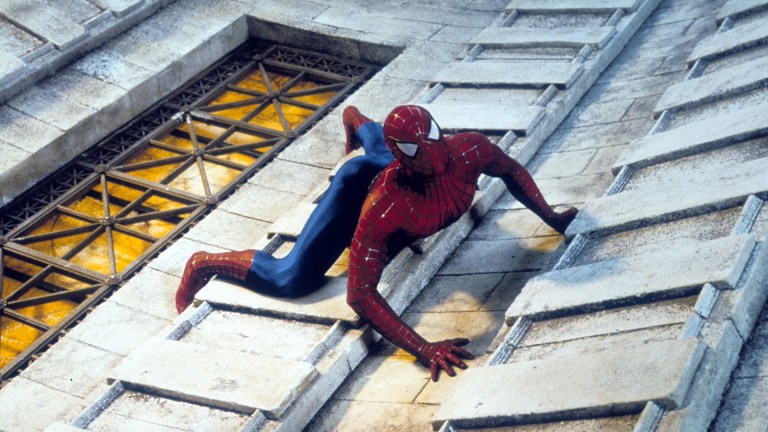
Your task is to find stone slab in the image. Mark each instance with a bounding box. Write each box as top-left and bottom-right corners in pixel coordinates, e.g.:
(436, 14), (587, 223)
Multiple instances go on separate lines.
(90, 388), (251, 431)
(433, 338), (704, 428)
(654, 54), (768, 114)
(268, 202), (316, 239)
(717, 0), (768, 21)
(614, 99), (768, 171)
(688, 18), (768, 63)
(523, 296), (695, 347)
(420, 103), (544, 133)
(197, 277), (390, 326)
(0, 378), (82, 432)
(64, 301), (169, 356)
(472, 26), (616, 49)
(110, 338), (317, 418)
(180, 309), (330, 361)
(0, 0), (86, 50)
(567, 157), (768, 237)
(433, 60), (583, 89)
(506, 0), (640, 12)
(506, 235), (755, 321)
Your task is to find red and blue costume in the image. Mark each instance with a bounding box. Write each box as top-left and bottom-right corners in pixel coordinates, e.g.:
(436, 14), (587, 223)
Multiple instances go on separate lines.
(176, 105), (577, 380)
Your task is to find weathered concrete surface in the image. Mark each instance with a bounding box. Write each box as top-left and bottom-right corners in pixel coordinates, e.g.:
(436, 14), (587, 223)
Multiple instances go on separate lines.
(506, 0), (641, 12)
(613, 99), (768, 171)
(433, 339), (704, 428)
(567, 157), (768, 238)
(471, 26), (617, 49)
(654, 53), (768, 114)
(110, 338), (316, 417)
(420, 103), (545, 133)
(506, 235), (755, 321)
(433, 61), (583, 89)
(688, 18), (768, 63)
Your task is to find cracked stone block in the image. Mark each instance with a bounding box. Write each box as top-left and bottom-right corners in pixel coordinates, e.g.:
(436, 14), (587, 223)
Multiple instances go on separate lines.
(566, 157), (768, 238)
(420, 103), (544, 133)
(688, 18), (768, 63)
(472, 26), (616, 49)
(184, 209), (270, 250)
(433, 338), (705, 428)
(654, 54), (768, 114)
(507, 235), (755, 321)
(711, 376), (768, 431)
(110, 338), (317, 417)
(506, 0), (641, 12)
(433, 60), (583, 89)
(614, 99), (768, 171)
(0, 1), (86, 50)
(218, 183), (303, 223)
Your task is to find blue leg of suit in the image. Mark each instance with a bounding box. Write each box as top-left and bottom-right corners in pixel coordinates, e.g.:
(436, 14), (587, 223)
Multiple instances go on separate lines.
(245, 122), (393, 296)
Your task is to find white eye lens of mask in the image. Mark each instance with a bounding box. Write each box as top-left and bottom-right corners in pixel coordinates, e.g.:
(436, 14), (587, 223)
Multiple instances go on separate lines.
(396, 142), (418, 157)
(428, 119), (440, 141)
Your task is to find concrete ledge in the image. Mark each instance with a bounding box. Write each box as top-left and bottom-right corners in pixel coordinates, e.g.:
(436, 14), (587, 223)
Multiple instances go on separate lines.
(420, 103), (544, 133)
(110, 338), (317, 417)
(717, 0), (768, 22)
(688, 18), (768, 64)
(472, 26), (617, 49)
(506, 235), (756, 322)
(613, 99), (768, 172)
(506, 0), (641, 13)
(433, 61), (584, 89)
(434, 338), (704, 428)
(654, 54), (768, 114)
(567, 157), (768, 238)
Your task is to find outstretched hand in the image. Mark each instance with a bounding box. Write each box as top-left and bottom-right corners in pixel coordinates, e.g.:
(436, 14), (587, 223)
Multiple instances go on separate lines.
(417, 338), (475, 381)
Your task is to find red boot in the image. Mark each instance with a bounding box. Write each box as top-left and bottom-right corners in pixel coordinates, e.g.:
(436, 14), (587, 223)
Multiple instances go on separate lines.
(343, 106), (374, 154)
(175, 250), (256, 312)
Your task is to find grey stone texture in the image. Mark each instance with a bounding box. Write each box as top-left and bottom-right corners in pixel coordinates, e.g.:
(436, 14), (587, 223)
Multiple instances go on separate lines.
(419, 103), (545, 133)
(110, 338), (317, 416)
(567, 157), (768, 238)
(654, 53), (768, 114)
(506, 0), (641, 12)
(7, 0), (768, 431)
(614, 99), (768, 171)
(433, 339), (704, 428)
(434, 60), (583, 89)
(717, 0), (768, 21)
(688, 18), (768, 63)
(507, 235), (755, 321)
(472, 26), (617, 49)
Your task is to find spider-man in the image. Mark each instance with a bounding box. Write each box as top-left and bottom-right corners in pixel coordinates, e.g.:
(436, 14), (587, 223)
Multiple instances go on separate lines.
(176, 105), (577, 381)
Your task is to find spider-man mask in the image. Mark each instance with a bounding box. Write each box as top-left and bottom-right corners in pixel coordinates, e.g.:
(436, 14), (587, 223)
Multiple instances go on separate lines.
(383, 105), (448, 176)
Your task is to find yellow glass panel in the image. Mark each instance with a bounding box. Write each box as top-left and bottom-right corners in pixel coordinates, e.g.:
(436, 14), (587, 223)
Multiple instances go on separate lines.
(235, 71), (293, 93)
(211, 150), (258, 166)
(1, 316), (43, 369)
(278, 103), (316, 131)
(67, 231), (151, 274)
(67, 187), (123, 218)
(289, 79), (337, 106)
(156, 133), (194, 151)
(225, 130), (268, 146)
(122, 146), (188, 184)
(124, 217), (177, 239)
(22, 214), (94, 259)
(247, 103), (286, 132)
(167, 161), (241, 196)
(208, 91), (261, 121)
(1, 256), (78, 369)
(180, 121), (228, 143)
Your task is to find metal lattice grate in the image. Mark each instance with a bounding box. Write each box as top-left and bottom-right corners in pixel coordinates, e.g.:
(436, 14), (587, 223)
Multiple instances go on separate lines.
(0, 39), (376, 384)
